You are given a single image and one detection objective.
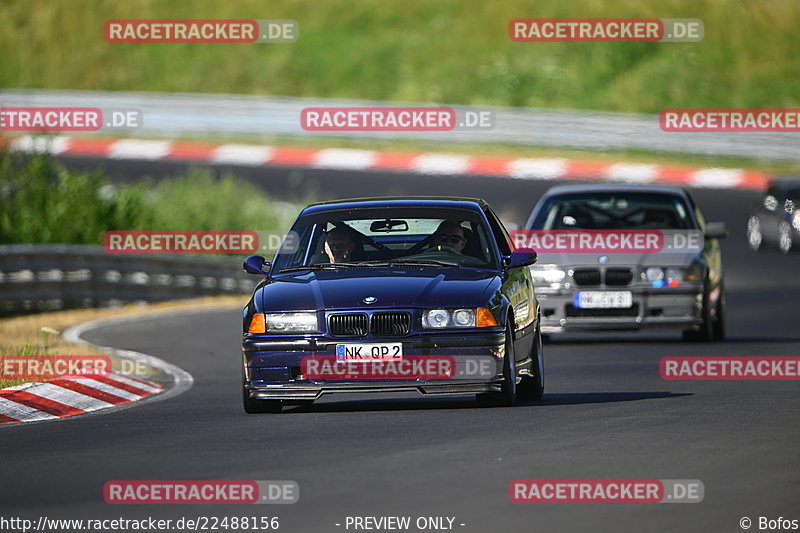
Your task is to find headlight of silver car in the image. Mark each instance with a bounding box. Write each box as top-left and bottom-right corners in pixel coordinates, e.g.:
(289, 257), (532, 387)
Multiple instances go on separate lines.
(665, 267), (684, 282)
(641, 266), (698, 287)
(793, 210), (800, 231)
(645, 267), (664, 282)
(530, 265), (567, 294)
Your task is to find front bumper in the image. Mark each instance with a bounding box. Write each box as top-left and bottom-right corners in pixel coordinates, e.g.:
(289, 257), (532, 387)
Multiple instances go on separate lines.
(537, 284), (704, 334)
(242, 330), (506, 401)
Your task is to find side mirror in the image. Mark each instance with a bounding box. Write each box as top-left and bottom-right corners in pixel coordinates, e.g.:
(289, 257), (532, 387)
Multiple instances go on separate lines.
(504, 248), (538, 269)
(243, 255), (270, 275)
(704, 222), (728, 239)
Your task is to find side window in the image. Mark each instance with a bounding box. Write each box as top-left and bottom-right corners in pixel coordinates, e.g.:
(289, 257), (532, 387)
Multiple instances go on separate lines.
(483, 208), (513, 255)
(683, 191), (706, 230)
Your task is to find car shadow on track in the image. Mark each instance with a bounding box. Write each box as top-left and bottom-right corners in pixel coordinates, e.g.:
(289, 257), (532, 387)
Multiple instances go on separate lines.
(546, 335), (800, 344)
(273, 391), (690, 414)
(531, 391), (691, 406)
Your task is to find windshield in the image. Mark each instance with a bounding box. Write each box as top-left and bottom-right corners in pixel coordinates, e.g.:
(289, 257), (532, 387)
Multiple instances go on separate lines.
(529, 192), (696, 230)
(271, 206), (498, 272)
(786, 187), (800, 202)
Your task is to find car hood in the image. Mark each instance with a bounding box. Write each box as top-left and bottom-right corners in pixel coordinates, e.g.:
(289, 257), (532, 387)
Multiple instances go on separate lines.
(258, 268), (498, 311)
(534, 251), (697, 269)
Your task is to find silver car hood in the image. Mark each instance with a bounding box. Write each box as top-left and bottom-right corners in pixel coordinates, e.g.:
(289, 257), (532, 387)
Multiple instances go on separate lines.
(534, 251), (696, 269)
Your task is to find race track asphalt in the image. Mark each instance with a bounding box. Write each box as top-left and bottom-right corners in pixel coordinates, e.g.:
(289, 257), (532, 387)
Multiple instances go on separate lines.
(2, 160), (799, 532)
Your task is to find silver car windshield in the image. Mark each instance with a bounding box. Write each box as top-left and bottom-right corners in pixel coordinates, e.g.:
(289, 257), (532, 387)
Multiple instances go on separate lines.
(532, 193), (696, 230)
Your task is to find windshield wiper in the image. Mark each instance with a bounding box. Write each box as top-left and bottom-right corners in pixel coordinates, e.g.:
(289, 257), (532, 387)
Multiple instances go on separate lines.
(279, 262), (361, 273)
(384, 259), (461, 268)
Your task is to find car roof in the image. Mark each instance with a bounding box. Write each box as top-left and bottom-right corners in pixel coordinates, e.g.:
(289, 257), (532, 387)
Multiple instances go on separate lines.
(540, 184), (688, 197)
(525, 184), (697, 229)
(302, 196), (490, 215)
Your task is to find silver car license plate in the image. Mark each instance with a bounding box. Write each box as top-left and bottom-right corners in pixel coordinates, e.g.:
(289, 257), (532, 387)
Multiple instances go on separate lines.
(575, 291), (633, 309)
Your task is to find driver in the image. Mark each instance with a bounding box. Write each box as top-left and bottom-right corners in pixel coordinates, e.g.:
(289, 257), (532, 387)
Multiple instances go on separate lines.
(431, 220), (466, 253)
(313, 226), (356, 263)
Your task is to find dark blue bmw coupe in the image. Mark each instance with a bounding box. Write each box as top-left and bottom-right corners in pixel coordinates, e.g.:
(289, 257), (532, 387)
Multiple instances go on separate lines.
(241, 197), (543, 413)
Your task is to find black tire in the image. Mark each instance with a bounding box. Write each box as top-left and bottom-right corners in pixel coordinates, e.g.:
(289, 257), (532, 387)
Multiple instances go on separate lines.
(477, 324), (517, 407)
(242, 367), (282, 413)
(517, 320), (544, 401)
(712, 283), (726, 342)
(683, 286), (714, 342)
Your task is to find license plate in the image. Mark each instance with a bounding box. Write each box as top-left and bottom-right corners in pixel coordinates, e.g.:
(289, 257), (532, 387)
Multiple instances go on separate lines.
(574, 291), (633, 309)
(335, 343), (403, 362)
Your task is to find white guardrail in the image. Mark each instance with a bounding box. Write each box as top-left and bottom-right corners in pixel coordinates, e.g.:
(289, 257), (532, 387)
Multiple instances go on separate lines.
(1, 89), (798, 162)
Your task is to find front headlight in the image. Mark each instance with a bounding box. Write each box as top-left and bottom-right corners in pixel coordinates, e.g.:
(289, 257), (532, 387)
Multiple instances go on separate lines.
(248, 312), (318, 333)
(530, 265), (567, 294)
(422, 308), (497, 328)
(665, 267), (684, 282)
(530, 265), (567, 283)
(793, 210), (800, 231)
(642, 267), (688, 287)
(645, 267), (664, 282)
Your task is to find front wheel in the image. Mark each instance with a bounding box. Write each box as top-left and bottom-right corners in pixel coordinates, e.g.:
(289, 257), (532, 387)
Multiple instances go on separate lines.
(242, 367), (283, 413)
(712, 283), (726, 341)
(683, 289), (712, 342)
(243, 387), (283, 413)
(477, 325), (517, 407)
(517, 320), (544, 401)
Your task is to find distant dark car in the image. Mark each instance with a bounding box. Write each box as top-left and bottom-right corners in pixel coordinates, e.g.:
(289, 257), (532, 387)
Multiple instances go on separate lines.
(522, 185), (727, 341)
(241, 197), (543, 413)
(746, 177), (800, 254)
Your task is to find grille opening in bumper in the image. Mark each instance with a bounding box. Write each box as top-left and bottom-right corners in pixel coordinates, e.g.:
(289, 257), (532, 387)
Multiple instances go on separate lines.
(565, 304), (639, 317)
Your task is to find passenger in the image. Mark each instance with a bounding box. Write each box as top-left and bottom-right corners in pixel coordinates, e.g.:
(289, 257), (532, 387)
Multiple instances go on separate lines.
(644, 208), (678, 228)
(431, 220), (467, 253)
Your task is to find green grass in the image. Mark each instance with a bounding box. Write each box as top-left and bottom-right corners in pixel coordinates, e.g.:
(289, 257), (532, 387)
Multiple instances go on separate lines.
(2, 0), (798, 113)
(0, 151), (298, 245)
